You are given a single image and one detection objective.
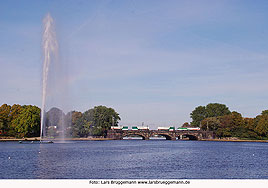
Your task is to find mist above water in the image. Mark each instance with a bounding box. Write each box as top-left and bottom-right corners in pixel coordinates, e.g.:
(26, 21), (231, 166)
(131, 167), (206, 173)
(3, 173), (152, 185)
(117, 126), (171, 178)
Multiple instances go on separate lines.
(41, 13), (68, 141)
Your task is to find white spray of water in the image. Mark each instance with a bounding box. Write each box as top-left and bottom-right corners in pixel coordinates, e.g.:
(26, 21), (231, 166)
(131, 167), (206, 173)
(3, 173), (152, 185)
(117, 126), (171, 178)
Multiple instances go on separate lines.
(41, 13), (58, 140)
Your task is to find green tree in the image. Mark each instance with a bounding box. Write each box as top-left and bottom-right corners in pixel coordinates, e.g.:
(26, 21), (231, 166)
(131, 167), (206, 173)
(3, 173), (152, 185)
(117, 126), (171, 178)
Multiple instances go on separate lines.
(228, 111), (244, 137)
(190, 103), (231, 127)
(91, 106), (121, 136)
(46, 107), (65, 128)
(12, 105), (41, 138)
(244, 118), (255, 130)
(261, 110), (268, 115)
(71, 109), (93, 137)
(66, 111), (83, 137)
(241, 118), (258, 139)
(71, 111), (83, 125)
(9, 104), (22, 121)
(44, 107), (66, 138)
(201, 112), (246, 138)
(8, 104), (23, 136)
(190, 106), (206, 127)
(206, 103), (231, 118)
(201, 117), (221, 131)
(255, 114), (268, 137)
(0, 104), (11, 136)
(0, 119), (4, 135)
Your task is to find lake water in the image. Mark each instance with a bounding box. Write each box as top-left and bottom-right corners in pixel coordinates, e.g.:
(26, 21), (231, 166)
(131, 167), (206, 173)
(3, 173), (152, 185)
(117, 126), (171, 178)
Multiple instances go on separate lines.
(0, 140), (267, 179)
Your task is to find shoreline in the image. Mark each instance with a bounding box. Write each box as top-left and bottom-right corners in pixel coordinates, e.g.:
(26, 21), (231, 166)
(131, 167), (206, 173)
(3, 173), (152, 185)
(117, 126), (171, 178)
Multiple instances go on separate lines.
(200, 139), (268, 143)
(0, 137), (114, 141)
(0, 137), (267, 143)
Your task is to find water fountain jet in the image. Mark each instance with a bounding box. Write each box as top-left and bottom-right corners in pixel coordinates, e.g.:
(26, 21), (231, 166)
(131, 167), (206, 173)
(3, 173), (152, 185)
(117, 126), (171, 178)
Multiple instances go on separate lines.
(41, 13), (67, 142)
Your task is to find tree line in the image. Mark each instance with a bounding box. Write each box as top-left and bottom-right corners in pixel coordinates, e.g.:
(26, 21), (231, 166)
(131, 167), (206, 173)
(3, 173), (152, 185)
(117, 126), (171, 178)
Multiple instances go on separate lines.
(1, 102), (268, 139)
(0, 104), (40, 138)
(65, 105), (120, 137)
(190, 103), (268, 140)
(0, 104), (120, 138)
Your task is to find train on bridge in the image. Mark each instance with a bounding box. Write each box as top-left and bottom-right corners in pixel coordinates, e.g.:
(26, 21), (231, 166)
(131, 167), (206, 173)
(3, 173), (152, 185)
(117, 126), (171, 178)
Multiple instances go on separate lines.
(111, 126), (200, 131)
(108, 126), (213, 140)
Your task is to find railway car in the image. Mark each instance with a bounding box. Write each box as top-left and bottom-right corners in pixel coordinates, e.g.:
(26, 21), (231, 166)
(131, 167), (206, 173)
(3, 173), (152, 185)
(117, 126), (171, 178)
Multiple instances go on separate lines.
(177, 127), (188, 131)
(157, 127), (169, 130)
(158, 127), (175, 131)
(177, 127), (200, 131)
(187, 127), (200, 131)
(137, 127), (149, 130)
(122, 126), (128, 130)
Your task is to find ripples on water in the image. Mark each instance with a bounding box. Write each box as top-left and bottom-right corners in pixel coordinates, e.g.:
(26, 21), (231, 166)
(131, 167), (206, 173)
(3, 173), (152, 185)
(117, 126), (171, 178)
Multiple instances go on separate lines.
(0, 140), (267, 179)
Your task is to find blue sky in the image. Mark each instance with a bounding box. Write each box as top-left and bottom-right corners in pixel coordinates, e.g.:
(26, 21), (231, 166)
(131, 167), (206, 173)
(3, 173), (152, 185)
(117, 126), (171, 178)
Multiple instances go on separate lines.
(1, 0), (268, 128)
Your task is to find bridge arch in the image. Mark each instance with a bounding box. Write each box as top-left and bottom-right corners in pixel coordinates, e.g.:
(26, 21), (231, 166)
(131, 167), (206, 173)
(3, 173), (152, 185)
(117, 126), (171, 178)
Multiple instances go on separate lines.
(122, 133), (147, 140)
(153, 134), (173, 140)
(150, 131), (175, 140)
(178, 134), (198, 140)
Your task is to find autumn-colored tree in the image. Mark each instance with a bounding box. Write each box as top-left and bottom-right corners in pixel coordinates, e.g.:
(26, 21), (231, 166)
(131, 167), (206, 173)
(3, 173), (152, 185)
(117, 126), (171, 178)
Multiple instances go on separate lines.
(0, 104), (11, 136)
(244, 118), (255, 131)
(201, 112), (247, 138)
(9, 104), (23, 136)
(181, 122), (191, 127)
(255, 113), (268, 137)
(228, 111), (245, 137)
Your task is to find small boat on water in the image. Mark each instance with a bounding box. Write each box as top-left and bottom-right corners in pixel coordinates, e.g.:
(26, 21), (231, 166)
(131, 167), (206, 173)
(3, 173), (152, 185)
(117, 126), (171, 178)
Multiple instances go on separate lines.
(40, 140), (54, 144)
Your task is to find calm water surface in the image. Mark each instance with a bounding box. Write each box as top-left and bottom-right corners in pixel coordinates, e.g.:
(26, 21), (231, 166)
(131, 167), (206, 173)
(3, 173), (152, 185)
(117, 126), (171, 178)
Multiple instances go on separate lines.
(0, 140), (267, 179)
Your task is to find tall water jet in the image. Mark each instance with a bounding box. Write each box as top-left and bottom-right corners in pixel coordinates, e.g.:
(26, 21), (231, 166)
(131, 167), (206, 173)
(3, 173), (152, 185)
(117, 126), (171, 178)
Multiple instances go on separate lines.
(41, 13), (68, 141)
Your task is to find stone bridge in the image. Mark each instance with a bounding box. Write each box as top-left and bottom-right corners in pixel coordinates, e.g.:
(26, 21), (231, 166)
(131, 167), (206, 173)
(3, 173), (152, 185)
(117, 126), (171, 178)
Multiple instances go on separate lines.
(107, 129), (214, 140)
